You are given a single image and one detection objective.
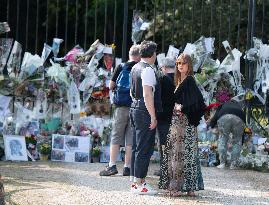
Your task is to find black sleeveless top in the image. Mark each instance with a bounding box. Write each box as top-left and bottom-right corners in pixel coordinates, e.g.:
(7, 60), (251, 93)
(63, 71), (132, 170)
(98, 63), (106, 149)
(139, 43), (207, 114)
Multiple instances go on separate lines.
(130, 61), (162, 113)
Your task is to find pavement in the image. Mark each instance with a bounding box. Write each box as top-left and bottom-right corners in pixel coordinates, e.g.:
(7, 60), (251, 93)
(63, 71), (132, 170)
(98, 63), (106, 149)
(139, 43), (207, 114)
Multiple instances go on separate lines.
(0, 161), (268, 205)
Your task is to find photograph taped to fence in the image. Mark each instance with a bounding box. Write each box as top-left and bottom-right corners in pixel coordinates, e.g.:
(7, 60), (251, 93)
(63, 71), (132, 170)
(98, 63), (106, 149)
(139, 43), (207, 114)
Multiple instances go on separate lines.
(4, 135), (28, 161)
(51, 134), (90, 163)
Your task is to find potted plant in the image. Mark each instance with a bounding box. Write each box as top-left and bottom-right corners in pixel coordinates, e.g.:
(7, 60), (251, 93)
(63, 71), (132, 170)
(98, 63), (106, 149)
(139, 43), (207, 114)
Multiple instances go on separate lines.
(38, 143), (51, 160)
(91, 146), (100, 163)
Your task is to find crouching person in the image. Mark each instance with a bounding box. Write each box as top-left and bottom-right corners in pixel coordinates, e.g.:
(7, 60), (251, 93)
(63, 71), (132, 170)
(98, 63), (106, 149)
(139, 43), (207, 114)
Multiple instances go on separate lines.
(208, 100), (246, 169)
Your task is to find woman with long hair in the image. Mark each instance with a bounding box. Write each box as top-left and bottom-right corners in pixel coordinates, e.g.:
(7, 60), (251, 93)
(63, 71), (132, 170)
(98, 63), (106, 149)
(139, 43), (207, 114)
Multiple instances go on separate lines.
(159, 53), (205, 197)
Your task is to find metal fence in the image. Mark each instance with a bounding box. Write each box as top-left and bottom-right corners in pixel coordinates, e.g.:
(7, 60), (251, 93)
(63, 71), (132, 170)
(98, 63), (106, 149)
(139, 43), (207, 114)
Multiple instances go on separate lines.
(0, 0), (268, 132)
(1, 0), (268, 60)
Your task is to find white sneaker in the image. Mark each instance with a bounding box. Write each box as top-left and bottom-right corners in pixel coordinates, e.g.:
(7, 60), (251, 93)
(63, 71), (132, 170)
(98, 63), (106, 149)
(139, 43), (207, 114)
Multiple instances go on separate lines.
(217, 163), (225, 169)
(133, 183), (157, 195)
(130, 183), (138, 192)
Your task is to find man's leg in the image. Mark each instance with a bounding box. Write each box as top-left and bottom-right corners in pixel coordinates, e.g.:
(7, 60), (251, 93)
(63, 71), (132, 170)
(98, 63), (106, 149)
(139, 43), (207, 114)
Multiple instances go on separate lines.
(217, 115), (232, 168)
(109, 144), (120, 167)
(230, 116), (245, 169)
(134, 110), (155, 183)
(99, 107), (125, 176)
(124, 114), (133, 171)
(129, 108), (136, 181)
(130, 109), (157, 195)
(124, 145), (132, 168)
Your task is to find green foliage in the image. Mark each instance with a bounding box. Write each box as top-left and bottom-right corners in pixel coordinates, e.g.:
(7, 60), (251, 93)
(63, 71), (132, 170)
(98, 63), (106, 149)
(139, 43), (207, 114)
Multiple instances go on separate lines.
(38, 143), (51, 155)
(91, 146), (100, 157)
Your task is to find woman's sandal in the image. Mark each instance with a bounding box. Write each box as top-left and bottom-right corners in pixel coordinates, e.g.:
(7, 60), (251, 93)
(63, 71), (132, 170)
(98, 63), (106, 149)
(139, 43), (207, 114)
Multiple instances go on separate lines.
(187, 192), (197, 197)
(169, 191), (183, 197)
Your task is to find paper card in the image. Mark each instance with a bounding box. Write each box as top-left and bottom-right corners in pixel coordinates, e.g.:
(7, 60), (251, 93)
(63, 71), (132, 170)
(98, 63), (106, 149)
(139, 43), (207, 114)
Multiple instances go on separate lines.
(157, 53), (165, 67)
(4, 135), (28, 161)
(103, 47), (113, 54)
(167, 45), (179, 60)
(205, 37), (214, 53)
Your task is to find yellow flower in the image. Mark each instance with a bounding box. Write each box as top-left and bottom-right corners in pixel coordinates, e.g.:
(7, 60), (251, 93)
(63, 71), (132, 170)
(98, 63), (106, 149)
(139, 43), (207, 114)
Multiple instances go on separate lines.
(110, 43), (116, 50)
(80, 111), (87, 117)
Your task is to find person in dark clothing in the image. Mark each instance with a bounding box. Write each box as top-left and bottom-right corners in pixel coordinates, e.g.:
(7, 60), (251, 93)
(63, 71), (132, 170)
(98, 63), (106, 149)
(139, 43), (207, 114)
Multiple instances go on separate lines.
(159, 53), (205, 197)
(209, 100), (246, 169)
(157, 57), (176, 144)
(154, 57), (176, 177)
(99, 45), (141, 177)
(129, 40), (161, 195)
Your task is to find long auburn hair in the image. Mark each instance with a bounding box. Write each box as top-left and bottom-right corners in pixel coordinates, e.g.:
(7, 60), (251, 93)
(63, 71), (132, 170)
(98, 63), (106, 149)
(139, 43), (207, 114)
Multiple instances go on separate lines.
(174, 53), (194, 87)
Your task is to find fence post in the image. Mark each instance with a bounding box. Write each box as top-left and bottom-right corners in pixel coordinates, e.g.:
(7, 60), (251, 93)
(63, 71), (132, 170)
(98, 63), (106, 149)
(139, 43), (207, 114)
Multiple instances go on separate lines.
(122, 0), (128, 62)
(246, 0), (256, 125)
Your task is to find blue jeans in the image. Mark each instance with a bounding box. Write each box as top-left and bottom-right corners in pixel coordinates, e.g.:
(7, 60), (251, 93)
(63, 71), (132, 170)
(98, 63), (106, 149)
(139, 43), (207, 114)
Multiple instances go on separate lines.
(130, 108), (156, 179)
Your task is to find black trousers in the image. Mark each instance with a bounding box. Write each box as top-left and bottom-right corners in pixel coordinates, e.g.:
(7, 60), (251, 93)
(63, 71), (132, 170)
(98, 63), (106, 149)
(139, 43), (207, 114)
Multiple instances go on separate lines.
(130, 108), (156, 179)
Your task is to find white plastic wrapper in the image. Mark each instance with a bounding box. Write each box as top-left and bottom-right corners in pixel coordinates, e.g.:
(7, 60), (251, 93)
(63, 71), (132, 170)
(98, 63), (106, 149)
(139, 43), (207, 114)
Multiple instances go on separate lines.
(248, 38), (269, 94)
(81, 39), (103, 62)
(19, 52), (43, 81)
(183, 36), (215, 72)
(68, 81), (81, 114)
(79, 75), (96, 103)
(15, 102), (34, 134)
(79, 76), (96, 92)
(51, 38), (64, 57)
(131, 10), (144, 44)
(47, 60), (68, 86)
(0, 38), (13, 76)
(0, 95), (11, 122)
(0, 22), (10, 34)
(87, 54), (100, 73)
(41, 43), (52, 64)
(157, 53), (166, 68)
(166, 45), (179, 60)
(6, 41), (22, 77)
(98, 68), (109, 79)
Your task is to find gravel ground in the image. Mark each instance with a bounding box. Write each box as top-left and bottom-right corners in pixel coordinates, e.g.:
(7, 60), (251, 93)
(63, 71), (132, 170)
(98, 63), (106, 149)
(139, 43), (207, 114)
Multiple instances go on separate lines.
(0, 161), (268, 205)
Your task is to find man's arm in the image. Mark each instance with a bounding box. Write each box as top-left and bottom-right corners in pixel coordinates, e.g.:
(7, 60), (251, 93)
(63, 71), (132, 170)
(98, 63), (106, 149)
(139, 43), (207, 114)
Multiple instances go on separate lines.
(109, 80), (116, 90)
(109, 64), (122, 90)
(143, 85), (157, 129)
